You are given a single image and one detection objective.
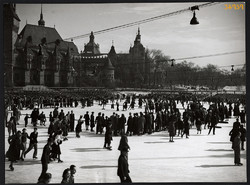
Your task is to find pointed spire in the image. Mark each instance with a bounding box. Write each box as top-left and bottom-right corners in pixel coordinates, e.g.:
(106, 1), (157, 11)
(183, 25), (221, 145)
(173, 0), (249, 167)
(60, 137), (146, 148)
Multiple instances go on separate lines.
(109, 40), (116, 55)
(90, 31), (94, 42)
(134, 27), (141, 43)
(38, 4), (45, 26)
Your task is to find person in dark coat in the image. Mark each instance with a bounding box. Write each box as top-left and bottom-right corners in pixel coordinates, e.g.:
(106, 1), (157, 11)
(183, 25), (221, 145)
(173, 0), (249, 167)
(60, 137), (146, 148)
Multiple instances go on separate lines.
(239, 110), (246, 126)
(182, 112), (190, 138)
(132, 113), (139, 135)
(168, 114), (176, 142)
(118, 134), (130, 152)
(138, 112), (145, 135)
(6, 130), (22, 171)
(61, 118), (68, 140)
(24, 114), (29, 127)
(126, 113), (133, 136)
(20, 128), (29, 160)
(59, 110), (65, 121)
(38, 138), (53, 182)
(69, 111), (75, 132)
(31, 108), (39, 126)
(75, 116), (83, 138)
(196, 118), (202, 134)
(208, 112), (218, 135)
(90, 112), (95, 132)
(239, 125), (246, 150)
(84, 111), (90, 131)
(49, 112), (54, 125)
(96, 113), (103, 134)
(104, 119), (113, 150)
(24, 127), (38, 159)
(52, 130), (63, 163)
(61, 168), (71, 184)
(117, 148), (132, 183)
(232, 131), (242, 166)
(53, 107), (59, 119)
(119, 114), (126, 134)
(69, 165), (76, 184)
(229, 119), (241, 148)
(48, 121), (55, 138)
(37, 173), (52, 184)
(176, 117), (184, 136)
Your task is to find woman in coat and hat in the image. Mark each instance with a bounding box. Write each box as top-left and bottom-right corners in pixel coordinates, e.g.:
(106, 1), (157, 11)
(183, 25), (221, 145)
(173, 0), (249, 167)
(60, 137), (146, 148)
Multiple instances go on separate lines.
(6, 130), (22, 171)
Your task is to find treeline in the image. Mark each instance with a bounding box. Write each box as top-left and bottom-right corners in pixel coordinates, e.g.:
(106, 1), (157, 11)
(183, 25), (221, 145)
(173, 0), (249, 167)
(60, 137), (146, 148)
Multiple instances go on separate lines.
(143, 49), (246, 89)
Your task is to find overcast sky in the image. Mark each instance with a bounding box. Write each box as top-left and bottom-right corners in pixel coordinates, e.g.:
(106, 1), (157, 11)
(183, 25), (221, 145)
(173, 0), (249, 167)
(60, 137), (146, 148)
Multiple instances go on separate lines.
(15, 2), (245, 70)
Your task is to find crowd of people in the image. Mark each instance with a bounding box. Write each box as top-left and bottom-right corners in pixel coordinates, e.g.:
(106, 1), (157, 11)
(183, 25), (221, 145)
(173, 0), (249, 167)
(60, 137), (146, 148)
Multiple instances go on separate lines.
(5, 89), (246, 183)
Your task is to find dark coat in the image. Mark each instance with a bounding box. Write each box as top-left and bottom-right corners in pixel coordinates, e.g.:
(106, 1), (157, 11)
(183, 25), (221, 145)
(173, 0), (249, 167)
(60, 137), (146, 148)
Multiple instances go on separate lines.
(6, 134), (21, 161)
(118, 135), (130, 151)
(41, 143), (51, 164)
(117, 154), (130, 178)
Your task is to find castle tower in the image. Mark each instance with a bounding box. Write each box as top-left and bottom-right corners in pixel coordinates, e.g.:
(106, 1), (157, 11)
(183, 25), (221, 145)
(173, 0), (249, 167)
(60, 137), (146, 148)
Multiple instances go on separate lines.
(83, 31), (101, 55)
(38, 4), (45, 26)
(129, 27), (145, 84)
(4, 3), (20, 87)
(102, 57), (115, 87)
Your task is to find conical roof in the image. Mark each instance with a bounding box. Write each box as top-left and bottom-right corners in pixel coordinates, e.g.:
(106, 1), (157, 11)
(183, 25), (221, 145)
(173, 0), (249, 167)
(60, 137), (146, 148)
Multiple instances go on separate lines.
(104, 58), (114, 70)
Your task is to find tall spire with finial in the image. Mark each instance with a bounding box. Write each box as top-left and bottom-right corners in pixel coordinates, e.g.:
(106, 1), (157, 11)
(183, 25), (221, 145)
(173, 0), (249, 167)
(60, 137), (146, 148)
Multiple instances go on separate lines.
(134, 27), (141, 43)
(38, 4), (45, 26)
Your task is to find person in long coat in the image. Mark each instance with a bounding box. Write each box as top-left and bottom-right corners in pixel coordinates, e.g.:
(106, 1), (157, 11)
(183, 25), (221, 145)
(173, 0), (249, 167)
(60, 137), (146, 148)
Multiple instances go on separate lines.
(118, 134), (130, 152)
(196, 118), (202, 134)
(104, 119), (113, 150)
(51, 130), (63, 162)
(69, 111), (75, 132)
(138, 112), (145, 135)
(126, 113), (133, 136)
(208, 112), (218, 135)
(75, 116), (83, 138)
(168, 114), (175, 142)
(239, 125), (246, 150)
(232, 131), (242, 166)
(7, 116), (15, 137)
(6, 130), (22, 171)
(84, 111), (90, 131)
(119, 114), (126, 134)
(117, 148), (132, 183)
(90, 112), (95, 132)
(132, 113), (139, 135)
(38, 138), (53, 182)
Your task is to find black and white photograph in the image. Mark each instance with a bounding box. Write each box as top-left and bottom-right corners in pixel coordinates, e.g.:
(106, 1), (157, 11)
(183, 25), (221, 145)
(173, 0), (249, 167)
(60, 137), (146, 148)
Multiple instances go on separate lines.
(3, 1), (247, 183)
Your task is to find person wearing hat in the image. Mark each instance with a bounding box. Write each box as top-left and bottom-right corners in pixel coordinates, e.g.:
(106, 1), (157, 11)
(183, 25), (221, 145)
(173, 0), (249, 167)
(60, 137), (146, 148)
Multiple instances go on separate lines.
(6, 130), (22, 171)
(117, 148), (132, 183)
(20, 128), (29, 160)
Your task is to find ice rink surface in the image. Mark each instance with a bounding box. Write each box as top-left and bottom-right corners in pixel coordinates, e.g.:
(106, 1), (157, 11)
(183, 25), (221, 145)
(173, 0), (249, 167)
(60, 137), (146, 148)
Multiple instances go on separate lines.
(5, 100), (247, 183)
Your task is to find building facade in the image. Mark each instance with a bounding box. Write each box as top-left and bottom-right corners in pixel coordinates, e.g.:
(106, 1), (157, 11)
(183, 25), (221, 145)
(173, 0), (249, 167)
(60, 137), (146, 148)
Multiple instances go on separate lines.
(4, 4), (148, 88)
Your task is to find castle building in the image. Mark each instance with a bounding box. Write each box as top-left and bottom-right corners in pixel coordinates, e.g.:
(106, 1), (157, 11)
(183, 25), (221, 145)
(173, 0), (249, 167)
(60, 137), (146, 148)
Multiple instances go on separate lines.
(4, 4), (148, 88)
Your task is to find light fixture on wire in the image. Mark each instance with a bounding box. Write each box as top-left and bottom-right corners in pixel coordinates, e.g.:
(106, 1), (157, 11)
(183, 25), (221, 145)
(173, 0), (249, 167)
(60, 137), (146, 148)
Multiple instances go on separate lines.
(190, 5), (199, 25)
(170, 59), (175, 67)
(231, 65), (234, 71)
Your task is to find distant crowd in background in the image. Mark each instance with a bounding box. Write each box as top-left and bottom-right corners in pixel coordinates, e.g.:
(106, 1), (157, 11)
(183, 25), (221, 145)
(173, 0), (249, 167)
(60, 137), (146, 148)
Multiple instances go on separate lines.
(5, 89), (246, 183)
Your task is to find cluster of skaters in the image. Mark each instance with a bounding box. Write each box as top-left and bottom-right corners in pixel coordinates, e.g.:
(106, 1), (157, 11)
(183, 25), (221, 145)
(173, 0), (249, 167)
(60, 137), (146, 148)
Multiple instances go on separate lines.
(5, 91), (246, 183)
